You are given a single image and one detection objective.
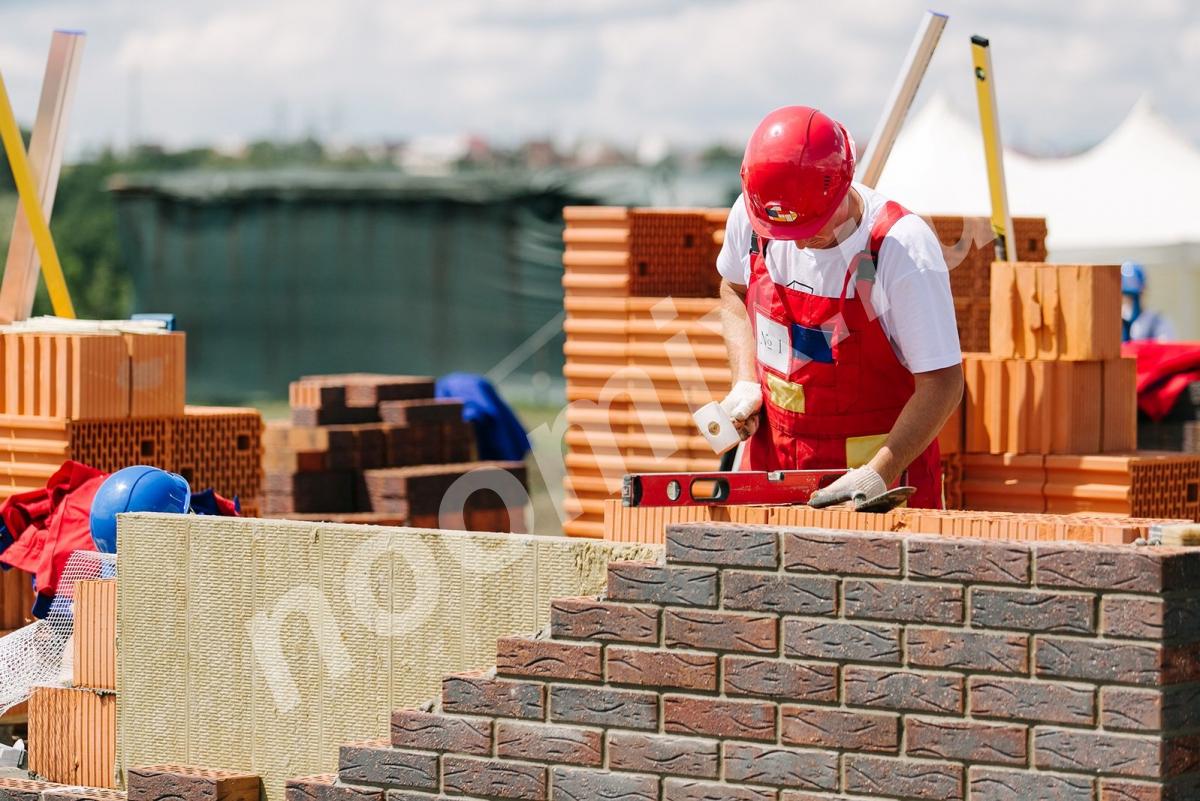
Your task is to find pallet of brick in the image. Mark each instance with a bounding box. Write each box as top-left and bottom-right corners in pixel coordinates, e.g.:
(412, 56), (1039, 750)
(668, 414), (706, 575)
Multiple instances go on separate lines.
(1, 331), (185, 420)
(289, 374), (434, 426)
(1044, 452), (1200, 520)
(320, 522), (1200, 801)
(127, 765), (260, 801)
(73, 579), (116, 691)
(28, 685), (116, 787)
(359, 461), (526, 516)
(990, 262), (1122, 360)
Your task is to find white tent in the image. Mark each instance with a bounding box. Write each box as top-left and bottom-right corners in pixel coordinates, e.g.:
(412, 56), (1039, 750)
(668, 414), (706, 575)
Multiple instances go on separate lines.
(877, 96), (1200, 339)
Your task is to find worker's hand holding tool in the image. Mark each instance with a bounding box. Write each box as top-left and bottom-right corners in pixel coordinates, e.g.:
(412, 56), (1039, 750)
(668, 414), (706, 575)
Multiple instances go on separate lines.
(808, 466), (887, 508)
(719, 381), (763, 440)
(808, 465), (918, 513)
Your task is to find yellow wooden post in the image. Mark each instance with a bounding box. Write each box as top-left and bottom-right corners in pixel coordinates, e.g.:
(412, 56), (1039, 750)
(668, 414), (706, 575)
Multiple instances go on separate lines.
(971, 35), (1015, 262)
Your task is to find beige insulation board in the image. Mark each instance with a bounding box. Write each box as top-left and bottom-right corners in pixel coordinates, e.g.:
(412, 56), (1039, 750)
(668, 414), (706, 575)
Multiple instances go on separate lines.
(115, 513), (658, 801)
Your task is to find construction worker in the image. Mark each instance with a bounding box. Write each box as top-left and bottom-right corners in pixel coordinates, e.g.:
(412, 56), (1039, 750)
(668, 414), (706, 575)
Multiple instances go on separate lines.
(716, 106), (963, 509)
(1121, 261), (1174, 342)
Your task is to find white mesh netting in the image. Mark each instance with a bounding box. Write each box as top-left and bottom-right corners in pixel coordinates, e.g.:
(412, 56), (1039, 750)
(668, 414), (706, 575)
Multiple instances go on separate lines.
(0, 550), (117, 716)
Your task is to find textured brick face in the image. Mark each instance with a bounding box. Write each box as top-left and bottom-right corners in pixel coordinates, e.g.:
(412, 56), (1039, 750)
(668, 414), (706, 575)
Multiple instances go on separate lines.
(305, 525), (1200, 801)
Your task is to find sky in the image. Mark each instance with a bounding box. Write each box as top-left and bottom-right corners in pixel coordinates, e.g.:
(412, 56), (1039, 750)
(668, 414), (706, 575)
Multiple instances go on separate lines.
(0, 0), (1196, 159)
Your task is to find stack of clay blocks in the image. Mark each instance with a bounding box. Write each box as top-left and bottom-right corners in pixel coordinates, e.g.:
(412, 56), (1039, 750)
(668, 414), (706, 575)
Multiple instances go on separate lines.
(265, 374), (523, 532)
(561, 207), (730, 537)
(926, 216), (1049, 353)
(1, 331), (186, 419)
(0, 408), (262, 504)
(28, 579), (117, 788)
(951, 260), (1200, 519)
(602, 498), (1188, 546)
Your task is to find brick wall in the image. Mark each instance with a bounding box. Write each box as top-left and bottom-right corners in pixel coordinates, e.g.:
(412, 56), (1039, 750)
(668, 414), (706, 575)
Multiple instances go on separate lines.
(295, 522), (1200, 801)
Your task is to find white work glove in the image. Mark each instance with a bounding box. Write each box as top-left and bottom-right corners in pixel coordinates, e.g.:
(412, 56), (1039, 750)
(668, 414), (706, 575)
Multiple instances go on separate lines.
(720, 381), (762, 440)
(809, 465), (888, 509)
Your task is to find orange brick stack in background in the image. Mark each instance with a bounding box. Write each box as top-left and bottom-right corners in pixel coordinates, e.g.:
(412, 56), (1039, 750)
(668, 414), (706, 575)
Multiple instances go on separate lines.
(562, 208), (1048, 537)
(28, 578), (118, 788)
(953, 260), (1200, 518)
(561, 207), (730, 537)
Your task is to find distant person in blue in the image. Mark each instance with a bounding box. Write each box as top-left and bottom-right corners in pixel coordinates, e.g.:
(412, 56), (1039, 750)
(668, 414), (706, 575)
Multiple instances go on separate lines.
(1122, 262), (1174, 342)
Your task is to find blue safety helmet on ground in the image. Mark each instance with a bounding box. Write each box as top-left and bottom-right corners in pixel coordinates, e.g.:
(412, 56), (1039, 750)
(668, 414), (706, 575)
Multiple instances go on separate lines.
(89, 465), (191, 553)
(1121, 261), (1147, 295)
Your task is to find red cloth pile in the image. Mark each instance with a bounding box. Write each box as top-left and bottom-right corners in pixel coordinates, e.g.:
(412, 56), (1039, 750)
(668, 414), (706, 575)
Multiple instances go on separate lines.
(0, 461), (105, 608)
(1124, 341), (1200, 421)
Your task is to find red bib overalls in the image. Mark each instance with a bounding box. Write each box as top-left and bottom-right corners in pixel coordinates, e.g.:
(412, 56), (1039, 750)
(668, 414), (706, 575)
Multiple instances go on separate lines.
(740, 200), (942, 508)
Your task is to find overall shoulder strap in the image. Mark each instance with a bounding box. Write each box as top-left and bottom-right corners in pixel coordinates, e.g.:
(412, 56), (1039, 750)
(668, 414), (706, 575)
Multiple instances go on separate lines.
(867, 200), (912, 264)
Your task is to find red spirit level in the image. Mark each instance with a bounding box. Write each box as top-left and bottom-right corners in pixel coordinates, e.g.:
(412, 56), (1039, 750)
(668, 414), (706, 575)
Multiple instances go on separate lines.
(622, 470), (845, 508)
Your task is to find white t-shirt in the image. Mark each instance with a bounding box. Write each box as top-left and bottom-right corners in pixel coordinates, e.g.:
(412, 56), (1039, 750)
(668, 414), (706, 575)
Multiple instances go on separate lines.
(717, 184), (962, 374)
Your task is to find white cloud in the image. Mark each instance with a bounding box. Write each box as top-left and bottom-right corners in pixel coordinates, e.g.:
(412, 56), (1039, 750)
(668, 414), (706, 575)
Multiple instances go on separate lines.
(0, 0), (1193, 158)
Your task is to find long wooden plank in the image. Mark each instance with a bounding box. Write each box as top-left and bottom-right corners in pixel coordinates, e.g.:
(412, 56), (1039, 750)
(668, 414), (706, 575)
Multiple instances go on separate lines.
(0, 31), (85, 322)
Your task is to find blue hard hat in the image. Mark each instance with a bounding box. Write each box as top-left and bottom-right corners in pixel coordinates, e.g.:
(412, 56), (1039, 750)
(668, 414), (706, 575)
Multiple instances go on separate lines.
(1121, 261), (1146, 295)
(89, 465), (191, 554)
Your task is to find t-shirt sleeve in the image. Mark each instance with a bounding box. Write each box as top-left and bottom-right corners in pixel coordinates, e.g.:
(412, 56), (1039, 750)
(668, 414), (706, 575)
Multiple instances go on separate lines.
(716, 195), (751, 286)
(873, 215), (963, 373)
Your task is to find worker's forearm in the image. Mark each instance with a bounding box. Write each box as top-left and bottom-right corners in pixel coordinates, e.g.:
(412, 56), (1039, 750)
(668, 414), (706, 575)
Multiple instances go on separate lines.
(868, 364), (963, 486)
(720, 280), (756, 382)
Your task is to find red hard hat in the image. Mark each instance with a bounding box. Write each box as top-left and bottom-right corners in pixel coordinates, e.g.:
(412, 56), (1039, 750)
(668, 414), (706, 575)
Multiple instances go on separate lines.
(740, 106), (856, 241)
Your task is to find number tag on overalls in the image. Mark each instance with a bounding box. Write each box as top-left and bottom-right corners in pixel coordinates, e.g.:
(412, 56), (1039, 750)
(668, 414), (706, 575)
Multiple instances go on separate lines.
(755, 311), (790, 374)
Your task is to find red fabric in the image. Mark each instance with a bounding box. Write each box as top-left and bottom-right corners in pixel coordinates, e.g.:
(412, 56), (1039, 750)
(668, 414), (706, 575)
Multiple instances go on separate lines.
(740, 201), (942, 508)
(0, 461), (106, 602)
(1123, 340), (1200, 421)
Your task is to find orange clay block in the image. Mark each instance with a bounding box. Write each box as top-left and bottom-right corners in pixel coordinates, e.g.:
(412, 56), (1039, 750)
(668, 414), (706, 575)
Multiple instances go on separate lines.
(28, 685), (116, 787)
(72, 579), (116, 690)
(125, 332), (186, 417)
(1102, 357), (1138, 453)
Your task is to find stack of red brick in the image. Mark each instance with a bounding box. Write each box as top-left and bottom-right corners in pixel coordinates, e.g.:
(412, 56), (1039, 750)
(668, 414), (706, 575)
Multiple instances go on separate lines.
(0, 328), (262, 630)
(290, 522), (1200, 801)
(561, 208), (1049, 537)
(944, 261), (1200, 520)
(264, 374), (526, 531)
